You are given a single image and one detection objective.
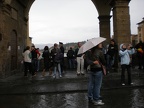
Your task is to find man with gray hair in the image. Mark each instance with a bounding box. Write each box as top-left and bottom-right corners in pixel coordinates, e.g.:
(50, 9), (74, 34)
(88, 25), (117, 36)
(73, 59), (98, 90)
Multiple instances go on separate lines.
(75, 42), (85, 75)
(51, 43), (63, 78)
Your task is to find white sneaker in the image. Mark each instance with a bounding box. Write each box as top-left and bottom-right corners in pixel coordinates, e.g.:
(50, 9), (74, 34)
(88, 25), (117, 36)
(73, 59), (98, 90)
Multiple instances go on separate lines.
(122, 83), (125, 86)
(59, 75), (62, 78)
(53, 75), (56, 79)
(93, 100), (104, 106)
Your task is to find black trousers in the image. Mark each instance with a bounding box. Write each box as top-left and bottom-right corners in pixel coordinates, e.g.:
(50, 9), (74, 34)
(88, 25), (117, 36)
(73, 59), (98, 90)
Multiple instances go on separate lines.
(24, 62), (34, 76)
(121, 64), (132, 85)
(60, 58), (64, 73)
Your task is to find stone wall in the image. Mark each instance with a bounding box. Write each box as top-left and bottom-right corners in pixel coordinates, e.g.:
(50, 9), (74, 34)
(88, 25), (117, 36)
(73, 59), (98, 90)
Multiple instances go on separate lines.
(0, 0), (28, 78)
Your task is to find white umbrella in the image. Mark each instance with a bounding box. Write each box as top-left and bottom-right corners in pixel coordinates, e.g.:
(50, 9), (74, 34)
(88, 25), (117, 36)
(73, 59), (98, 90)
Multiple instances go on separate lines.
(78, 37), (106, 54)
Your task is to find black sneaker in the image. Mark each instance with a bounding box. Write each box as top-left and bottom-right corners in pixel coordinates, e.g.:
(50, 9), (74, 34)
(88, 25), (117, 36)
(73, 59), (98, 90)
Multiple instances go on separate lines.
(88, 99), (94, 103)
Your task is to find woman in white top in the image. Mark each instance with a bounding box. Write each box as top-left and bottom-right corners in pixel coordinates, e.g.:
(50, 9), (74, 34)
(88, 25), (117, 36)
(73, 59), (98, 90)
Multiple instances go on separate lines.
(22, 46), (34, 76)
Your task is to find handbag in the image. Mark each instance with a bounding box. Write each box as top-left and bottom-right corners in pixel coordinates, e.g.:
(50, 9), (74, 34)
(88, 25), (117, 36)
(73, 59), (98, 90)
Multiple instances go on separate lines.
(101, 64), (107, 76)
(92, 54), (107, 75)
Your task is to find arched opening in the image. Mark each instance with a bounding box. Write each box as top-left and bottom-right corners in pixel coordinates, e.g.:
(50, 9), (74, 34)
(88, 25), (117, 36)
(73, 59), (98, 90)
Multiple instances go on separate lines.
(11, 30), (17, 71)
(29, 0), (99, 45)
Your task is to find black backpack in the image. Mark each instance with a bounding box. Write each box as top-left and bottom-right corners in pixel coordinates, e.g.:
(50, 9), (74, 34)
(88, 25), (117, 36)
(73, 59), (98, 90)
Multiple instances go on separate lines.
(67, 50), (74, 58)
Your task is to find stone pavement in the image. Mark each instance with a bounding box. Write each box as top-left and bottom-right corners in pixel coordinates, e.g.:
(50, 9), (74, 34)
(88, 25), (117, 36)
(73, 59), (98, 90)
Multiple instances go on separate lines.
(0, 67), (144, 95)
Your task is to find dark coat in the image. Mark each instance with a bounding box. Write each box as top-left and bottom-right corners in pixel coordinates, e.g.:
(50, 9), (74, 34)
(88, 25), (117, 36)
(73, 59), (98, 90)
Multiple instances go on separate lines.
(67, 49), (75, 59)
(85, 48), (106, 70)
(51, 48), (63, 64)
(75, 48), (83, 57)
(42, 50), (50, 69)
(107, 44), (118, 57)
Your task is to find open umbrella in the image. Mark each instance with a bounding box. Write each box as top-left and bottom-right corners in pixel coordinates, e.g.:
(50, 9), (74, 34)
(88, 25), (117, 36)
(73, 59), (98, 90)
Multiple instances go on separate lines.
(78, 37), (106, 54)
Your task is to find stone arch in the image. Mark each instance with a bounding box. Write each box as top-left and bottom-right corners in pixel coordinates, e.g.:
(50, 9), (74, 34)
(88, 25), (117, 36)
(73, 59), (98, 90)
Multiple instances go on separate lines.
(0, 0), (132, 77)
(25, 0), (131, 46)
(28, 0), (101, 44)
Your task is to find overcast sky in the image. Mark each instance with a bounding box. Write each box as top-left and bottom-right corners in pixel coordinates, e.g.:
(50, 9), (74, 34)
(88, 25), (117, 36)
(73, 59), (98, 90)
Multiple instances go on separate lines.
(29, 0), (144, 44)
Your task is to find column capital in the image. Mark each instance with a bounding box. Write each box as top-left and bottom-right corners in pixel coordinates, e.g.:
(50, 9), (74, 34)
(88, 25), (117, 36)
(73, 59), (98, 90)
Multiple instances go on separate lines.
(98, 15), (112, 22)
(110, 0), (131, 7)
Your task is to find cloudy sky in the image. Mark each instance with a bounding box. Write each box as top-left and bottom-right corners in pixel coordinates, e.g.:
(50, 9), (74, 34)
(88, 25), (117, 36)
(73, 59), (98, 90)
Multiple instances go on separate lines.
(29, 0), (144, 44)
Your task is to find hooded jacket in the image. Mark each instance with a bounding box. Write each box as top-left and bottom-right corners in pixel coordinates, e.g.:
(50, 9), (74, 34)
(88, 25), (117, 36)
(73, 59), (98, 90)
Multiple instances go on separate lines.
(119, 44), (135, 65)
(85, 48), (106, 71)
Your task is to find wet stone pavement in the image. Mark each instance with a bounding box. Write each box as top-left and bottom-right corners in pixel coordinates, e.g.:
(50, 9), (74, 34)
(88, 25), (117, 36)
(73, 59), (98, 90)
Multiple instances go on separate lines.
(0, 67), (144, 108)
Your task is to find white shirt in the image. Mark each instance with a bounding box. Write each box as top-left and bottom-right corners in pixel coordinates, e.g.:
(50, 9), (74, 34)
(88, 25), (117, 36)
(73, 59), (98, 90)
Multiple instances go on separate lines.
(22, 50), (32, 63)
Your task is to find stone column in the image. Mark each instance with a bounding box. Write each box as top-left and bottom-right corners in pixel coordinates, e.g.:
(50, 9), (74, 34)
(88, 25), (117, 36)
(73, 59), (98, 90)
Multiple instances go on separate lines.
(112, 0), (131, 46)
(98, 15), (111, 46)
(111, 0), (131, 71)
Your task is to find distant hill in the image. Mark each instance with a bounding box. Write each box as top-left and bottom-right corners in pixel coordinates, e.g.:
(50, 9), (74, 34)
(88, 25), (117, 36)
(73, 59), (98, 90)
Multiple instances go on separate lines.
(35, 43), (53, 49)
(35, 41), (86, 51)
(64, 41), (85, 52)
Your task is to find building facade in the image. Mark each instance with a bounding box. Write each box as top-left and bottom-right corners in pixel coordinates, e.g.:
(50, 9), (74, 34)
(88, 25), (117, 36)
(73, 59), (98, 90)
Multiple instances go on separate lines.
(131, 34), (138, 46)
(137, 18), (144, 42)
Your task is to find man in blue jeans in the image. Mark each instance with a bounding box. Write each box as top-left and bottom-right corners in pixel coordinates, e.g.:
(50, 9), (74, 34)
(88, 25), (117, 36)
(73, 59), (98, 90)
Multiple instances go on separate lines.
(85, 43), (106, 106)
(67, 47), (76, 69)
(51, 43), (63, 78)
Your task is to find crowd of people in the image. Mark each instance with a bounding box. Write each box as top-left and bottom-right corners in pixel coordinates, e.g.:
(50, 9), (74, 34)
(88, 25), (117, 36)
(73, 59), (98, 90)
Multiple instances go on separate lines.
(22, 42), (88, 78)
(22, 42), (64, 78)
(22, 39), (144, 106)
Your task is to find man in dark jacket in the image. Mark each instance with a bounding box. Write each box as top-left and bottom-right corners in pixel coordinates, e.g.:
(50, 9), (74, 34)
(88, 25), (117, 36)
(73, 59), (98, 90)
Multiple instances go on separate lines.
(59, 42), (65, 73)
(85, 43), (106, 105)
(31, 45), (40, 76)
(135, 40), (144, 69)
(106, 39), (118, 72)
(75, 42), (85, 75)
(67, 47), (75, 69)
(51, 43), (63, 78)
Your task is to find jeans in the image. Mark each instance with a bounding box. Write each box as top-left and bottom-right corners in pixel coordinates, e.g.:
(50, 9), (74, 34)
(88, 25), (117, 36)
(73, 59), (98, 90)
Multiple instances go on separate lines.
(32, 58), (38, 72)
(68, 58), (75, 69)
(106, 55), (114, 70)
(53, 63), (62, 77)
(37, 60), (40, 71)
(88, 71), (103, 101)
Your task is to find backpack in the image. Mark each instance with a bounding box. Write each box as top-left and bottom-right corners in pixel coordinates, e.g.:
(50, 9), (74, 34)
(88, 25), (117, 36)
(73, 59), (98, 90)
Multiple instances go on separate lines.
(67, 50), (74, 58)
